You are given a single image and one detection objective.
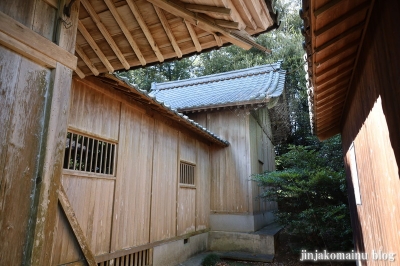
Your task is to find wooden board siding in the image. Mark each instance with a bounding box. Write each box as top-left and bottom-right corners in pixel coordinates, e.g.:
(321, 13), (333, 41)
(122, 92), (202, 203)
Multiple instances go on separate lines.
(111, 104), (154, 251)
(177, 187), (196, 236)
(69, 80), (121, 141)
(207, 110), (251, 213)
(0, 46), (52, 265)
(196, 141), (211, 230)
(341, 0), (400, 262)
(150, 121), (179, 242)
(62, 174), (115, 256)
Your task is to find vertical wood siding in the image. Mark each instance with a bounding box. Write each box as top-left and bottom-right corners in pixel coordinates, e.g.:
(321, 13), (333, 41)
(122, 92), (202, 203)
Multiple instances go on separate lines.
(196, 141), (210, 230)
(341, 0), (400, 262)
(150, 121), (178, 242)
(207, 110), (251, 213)
(111, 104), (153, 251)
(0, 46), (51, 265)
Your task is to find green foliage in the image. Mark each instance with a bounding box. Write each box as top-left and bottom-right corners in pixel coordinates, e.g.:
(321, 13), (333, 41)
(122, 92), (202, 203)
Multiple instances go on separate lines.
(253, 138), (352, 251)
(201, 253), (220, 266)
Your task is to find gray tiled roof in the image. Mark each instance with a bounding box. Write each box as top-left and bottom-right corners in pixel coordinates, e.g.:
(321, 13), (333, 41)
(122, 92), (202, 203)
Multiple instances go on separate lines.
(150, 61), (286, 110)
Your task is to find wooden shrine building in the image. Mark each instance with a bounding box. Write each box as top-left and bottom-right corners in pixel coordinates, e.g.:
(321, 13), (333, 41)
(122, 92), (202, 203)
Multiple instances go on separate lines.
(0, 0), (282, 265)
(302, 0), (400, 264)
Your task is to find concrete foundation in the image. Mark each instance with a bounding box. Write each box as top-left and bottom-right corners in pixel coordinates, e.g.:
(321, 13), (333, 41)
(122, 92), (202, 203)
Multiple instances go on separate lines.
(210, 211), (275, 232)
(208, 223), (282, 255)
(153, 233), (208, 266)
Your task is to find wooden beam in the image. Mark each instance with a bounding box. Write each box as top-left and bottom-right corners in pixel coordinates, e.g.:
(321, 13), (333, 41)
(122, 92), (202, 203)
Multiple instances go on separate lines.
(184, 3), (231, 15)
(184, 20), (202, 52)
(315, 22), (365, 53)
(233, 0), (257, 30)
(146, 0), (253, 50)
(127, 0), (164, 62)
(315, 1), (370, 37)
(241, 0), (271, 30)
(153, 5), (183, 58)
(77, 20), (114, 73)
(220, 0), (246, 30)
(0, 11), (76, 70)
(81, 0), (130, 70)
(316, 55), (354, 78)
(75, 44), (100, 76)
(0, 30), (56, 68)
(314, 0), (343, 18)
(213, 33), (223, 47)
(103, 0), (146, 66)
(317, 81), (348, 100)
(214, 19), (239, 30)
(58, 185), (97, 266)
(316, 40), (359, 66)
(75, 67), (86, 79)
(316, 65), (353, 88)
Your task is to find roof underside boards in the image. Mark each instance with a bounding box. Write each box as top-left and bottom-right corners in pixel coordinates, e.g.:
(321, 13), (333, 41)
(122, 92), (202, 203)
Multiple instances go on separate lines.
(91, 74), (229, 146)
(302, 0), (374, 140)
(149, 62), (286, 111)
(73, 0), (279, 78)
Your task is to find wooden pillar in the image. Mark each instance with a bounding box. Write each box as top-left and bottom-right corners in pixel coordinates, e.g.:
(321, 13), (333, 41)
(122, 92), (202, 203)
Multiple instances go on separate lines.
(0, 0), (80, 265)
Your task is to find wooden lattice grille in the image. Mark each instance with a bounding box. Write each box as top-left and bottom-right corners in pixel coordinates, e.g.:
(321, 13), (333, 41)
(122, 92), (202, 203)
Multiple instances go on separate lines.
(98, 249), (152, 266)
(63, 131), (116, 175)
(180, 162), (195, 185)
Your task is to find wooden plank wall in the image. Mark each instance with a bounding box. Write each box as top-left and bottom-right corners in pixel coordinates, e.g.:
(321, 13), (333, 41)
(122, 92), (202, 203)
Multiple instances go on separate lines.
(0, 46), (52, 265)
(341, 0), (400, 262)
(53, 78), (211, 264)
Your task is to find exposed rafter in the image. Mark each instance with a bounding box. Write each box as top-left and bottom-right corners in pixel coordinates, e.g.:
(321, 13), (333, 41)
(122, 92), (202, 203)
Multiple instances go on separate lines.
(184, 3), (231, 15)
(77, 20), (114, 73)
(184, 20), (202, 52)
(127, 0), (165, 62)
(81, 0), (130, 70)
(146, 0), (253, 50)
(75, 67), (86, 79)
(213, 33), (223, 47)
(233, 0), (257, 30)
(220, 0), (246, 30)
(103, 0), (147, 66)
(75, 44), (100, 76)
(153, 5), (183, 58)
(314, 0), (343, 18)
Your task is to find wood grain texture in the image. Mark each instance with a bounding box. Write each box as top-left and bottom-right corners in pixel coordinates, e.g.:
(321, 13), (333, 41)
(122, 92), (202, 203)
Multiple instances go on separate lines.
(111, 104), (154, 251)
(69, 80), (120, 141)
(0, 46), (51, 265)
(177, 187), (196, 236)
(195, 141), (210, 230)
(150, 121), (178, 242)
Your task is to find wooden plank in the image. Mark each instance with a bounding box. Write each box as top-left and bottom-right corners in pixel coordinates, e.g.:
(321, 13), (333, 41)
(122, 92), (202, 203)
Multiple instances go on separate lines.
(213, 33), (223, 47)
(314, 0), (343, 18)
(57, 0), (81, 54)
(231, 0), (257, 30)
(316, 65), (353, 88)
(75, 66), (86, 79)
(58, 185), (97, 266)
(215, 19), (239, 30)
(103, 0), (146, 66)
(0, 11), (77, 70)
(220, 0), (245, 30)
(81, 0), (130, 70)
(316, 55), (354, 78)
(75, 44), (100, 76)
(184, 20), (202, 52)
(146, 0), (253, 50)
(184, 3), (231, 15)
(77, 20), (114, 73)
(154, 5), (183, 58)
(177, 188), (196, 236)
(126, 0), (164, 62)
(0, 30), (56, 68)
(241, 0), (272, 30)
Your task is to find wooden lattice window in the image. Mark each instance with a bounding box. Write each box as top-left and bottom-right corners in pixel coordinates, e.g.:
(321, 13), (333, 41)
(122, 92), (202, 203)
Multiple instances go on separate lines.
(180, 162), (195, 185)
(63, 131), (116, 176)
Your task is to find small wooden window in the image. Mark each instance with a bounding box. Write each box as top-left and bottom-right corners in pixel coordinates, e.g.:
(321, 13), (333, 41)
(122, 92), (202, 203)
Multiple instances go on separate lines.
(63, 132), (116, 176)
(180, 162), (195, 185)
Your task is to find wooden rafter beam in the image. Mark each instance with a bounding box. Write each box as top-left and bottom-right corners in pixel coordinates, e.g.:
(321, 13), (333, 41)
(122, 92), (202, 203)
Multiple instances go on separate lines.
(213, 33), (223, 47)
(184, 3), (231, 15)
(314, 0), (343, 18)
(315, 22), (364, 54)
(315, 1), (370, 37)
(184, 20), (202, 52)
(316, 40), (359, 66)
(77, 20), (114, 73)
(81, 0), (130, 70)
(214, 19), (239, 30)
(103, 0), (146, 66)
(75, 44), (100, 76)
(242, 0), (271, 30)
(153, 5), (183, 58)
(75, 67), (86, 79)
(220, 0), (246, 30)
(316, 55), (354, 78)
(58, 185), (97, 266)
(316, 65), (353, 88)
(146, 0), (253, 50)
(127, 0), (164, 62)
(233, 0), (257, 30)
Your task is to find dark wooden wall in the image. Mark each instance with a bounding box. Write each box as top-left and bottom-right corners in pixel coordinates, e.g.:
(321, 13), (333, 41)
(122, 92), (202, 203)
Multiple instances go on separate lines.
(341, 0), (400, 263)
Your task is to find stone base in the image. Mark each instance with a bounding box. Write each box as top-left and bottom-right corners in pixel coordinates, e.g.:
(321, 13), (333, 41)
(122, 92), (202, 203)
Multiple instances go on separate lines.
(153, 233), (208, 266)
(208, 223), (282, 255)
(210, 211), (275, 232)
